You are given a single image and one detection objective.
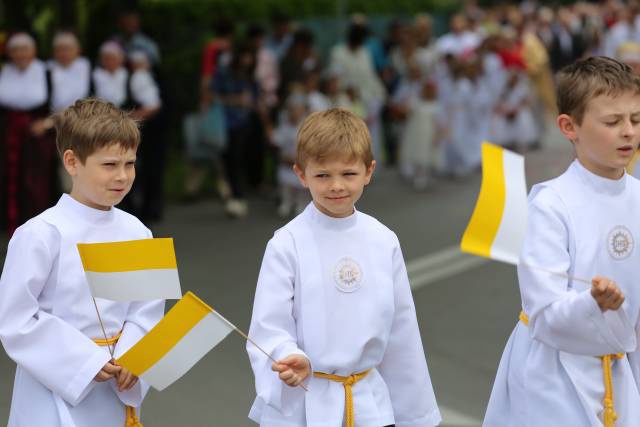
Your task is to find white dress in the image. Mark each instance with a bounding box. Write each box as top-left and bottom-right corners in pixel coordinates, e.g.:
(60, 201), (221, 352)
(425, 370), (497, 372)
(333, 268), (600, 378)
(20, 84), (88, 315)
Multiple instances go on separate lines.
(0, 194), (164, 426)
(247, 203), (441, 427)
(400, 99), (439, 171)
(484, 161), (640, 426)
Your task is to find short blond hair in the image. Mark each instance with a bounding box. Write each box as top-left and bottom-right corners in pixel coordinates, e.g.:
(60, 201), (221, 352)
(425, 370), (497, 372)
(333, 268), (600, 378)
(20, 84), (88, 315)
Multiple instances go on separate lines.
(296, 108), (373, 170)
(556, 56), (640, 124)
(53, 98), (140, 163)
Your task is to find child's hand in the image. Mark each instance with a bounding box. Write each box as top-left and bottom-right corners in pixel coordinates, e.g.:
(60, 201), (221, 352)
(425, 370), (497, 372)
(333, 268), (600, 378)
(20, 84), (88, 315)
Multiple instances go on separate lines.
(591, 276), (625, 312)
(115, 365), (139, 392)
(271, 354), (311, 387)
(94, 359), (121, 382)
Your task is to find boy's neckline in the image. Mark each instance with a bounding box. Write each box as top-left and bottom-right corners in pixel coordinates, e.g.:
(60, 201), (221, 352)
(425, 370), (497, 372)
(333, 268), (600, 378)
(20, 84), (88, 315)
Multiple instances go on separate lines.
(306, 202), (358, 230)
(58, 193), (116, 224)
(572, 159), (627, 195)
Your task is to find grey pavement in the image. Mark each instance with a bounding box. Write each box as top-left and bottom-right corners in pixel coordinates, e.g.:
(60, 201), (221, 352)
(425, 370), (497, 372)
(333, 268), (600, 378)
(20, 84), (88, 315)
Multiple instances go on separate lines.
(0, 130), (575, 426)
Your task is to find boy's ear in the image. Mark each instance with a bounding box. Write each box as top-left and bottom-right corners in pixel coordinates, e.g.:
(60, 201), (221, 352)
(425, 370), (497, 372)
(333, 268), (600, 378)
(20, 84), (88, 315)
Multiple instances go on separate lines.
(293, 163), (308, 188)
(364, 160), (376, 185)
(557, 114), (578, 142)
(62, 149), (80, 176)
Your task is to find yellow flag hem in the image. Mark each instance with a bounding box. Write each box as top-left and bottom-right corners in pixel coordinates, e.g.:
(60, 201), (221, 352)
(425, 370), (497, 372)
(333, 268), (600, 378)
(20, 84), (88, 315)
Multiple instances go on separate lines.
(77, 238), (177, 272)
(460, 142), (507, 258)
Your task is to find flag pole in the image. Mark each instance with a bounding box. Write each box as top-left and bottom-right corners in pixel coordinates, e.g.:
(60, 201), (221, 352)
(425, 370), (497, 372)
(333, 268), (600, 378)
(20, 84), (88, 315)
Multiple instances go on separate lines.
(233, 327), (309, 392)
(520, 262), (591, 285)
(91, 297), (115, 357)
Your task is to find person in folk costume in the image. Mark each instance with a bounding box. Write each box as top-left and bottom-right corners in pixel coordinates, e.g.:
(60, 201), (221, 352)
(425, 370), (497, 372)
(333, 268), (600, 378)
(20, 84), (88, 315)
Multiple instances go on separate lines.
(247, 108), (441, 427)
(0, 32), (56, 235)
(484, 57), (640, 427)
(33, 30), (93, 194)
(48, 31), (92, 114)
(0, 98), (164, 426)
(93, 41), (129, 109)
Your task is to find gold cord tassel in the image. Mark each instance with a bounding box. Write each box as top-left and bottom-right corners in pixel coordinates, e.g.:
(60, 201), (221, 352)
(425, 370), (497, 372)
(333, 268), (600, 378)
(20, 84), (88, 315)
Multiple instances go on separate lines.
(126, 405), (143, 427)
(600, 354), (623, 427)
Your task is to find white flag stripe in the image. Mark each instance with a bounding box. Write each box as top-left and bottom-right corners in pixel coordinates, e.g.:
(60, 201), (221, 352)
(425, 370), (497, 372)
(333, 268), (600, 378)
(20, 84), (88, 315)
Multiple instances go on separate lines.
(140, 312), (234, 390)
(490, 150), (528, 265)
(86, 269), (182, 301)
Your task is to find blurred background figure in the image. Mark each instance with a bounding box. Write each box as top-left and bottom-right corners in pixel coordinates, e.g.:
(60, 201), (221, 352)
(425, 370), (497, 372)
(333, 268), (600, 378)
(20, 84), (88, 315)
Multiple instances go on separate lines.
(0, 33), (55, 235)
(272, 93), (308, 218)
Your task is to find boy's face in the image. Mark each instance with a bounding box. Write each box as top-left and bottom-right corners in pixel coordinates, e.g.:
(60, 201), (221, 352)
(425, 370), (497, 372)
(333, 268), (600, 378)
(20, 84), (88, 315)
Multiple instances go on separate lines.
(65, 143), (137, 211)
(294, 157), (375, 218)
(558, 92), (640, 179)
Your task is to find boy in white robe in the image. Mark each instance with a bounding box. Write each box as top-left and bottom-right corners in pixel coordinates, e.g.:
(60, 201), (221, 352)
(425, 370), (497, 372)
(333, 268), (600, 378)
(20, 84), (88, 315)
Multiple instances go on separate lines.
(247, 108), (441, 427)
(0, 98), (164, 426)
(484, 56), (640, 426)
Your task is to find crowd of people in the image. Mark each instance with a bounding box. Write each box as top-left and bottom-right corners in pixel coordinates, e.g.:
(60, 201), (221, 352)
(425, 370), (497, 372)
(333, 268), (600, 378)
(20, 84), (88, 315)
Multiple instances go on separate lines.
(0, 10), (164, 234)
(4, 1), (640, 230)
(189, 0), (640, 219)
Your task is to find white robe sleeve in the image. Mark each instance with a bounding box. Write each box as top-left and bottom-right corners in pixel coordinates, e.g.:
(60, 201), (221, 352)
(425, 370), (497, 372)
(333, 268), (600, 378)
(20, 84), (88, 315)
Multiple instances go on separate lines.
(111, 299), (164, 406)
(377, 236), (441, 427)
(520, 186), (636, 355)
(247, 231), (308, 417)
(628, 326), (640, 392)
(0, 222), (111, 406)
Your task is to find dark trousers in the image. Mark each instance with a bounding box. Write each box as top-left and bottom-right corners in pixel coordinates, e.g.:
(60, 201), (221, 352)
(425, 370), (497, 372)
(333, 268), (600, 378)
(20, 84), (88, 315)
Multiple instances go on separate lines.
(223, 126), (249, 199)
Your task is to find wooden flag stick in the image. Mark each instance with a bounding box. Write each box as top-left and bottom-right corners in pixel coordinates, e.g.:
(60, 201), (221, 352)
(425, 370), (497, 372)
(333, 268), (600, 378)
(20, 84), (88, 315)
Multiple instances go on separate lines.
(91, 297), (115, 357)
(233, 327), (309, 392)
(520, 261), (591, 285)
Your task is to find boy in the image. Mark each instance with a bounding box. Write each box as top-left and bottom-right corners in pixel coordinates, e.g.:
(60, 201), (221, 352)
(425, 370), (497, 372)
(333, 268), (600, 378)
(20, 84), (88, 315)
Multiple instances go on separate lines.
(0, 98), (164, 426)
(484, 56), (640, 426)
(247, 108), (441, 427)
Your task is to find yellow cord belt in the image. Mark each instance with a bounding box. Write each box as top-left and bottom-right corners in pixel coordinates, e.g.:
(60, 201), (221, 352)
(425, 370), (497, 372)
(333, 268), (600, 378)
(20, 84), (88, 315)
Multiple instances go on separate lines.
(93, 332), (143, 427)
(313, 369), (371, 427)
(520, 312), (624, 427)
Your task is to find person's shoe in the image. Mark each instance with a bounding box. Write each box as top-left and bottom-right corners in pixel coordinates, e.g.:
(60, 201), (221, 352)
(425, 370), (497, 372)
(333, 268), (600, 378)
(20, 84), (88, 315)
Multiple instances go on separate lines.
(225, 199), (248, 218)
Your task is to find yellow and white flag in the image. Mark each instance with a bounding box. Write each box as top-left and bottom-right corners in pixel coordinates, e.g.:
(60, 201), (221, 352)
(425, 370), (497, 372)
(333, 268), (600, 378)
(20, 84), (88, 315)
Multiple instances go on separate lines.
(116, 291), (235, 390)
(460, 142), (527, 265)
(77, 238), (182, 301)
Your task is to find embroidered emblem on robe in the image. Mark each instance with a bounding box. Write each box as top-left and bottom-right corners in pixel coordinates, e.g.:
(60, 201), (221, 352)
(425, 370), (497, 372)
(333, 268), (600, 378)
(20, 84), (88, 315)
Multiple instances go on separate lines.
(608, 226), (634, 260)
(333, 257), (363, 293)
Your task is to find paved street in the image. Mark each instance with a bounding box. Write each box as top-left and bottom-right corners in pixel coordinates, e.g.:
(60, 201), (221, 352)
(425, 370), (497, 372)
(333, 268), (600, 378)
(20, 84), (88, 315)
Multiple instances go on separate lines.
(0, 130), (574, 426)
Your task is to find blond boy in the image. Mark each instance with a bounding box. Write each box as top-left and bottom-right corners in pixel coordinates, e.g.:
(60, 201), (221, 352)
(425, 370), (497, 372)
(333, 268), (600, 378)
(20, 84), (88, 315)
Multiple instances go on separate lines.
(484, 57), (640, 425)
(247, 108), (441, 427)
(0, 98), (164, 426)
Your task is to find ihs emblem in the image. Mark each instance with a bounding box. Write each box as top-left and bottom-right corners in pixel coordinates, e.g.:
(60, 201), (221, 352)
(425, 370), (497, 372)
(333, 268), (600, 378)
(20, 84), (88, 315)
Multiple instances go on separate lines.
(607, 226), (634, 260)
(333, 257), (363, 293)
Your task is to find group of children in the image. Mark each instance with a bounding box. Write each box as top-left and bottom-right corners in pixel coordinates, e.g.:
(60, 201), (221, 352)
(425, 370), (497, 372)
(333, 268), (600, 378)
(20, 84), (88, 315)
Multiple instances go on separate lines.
(2, 55), (640, 426)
